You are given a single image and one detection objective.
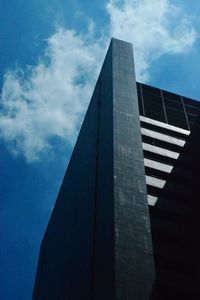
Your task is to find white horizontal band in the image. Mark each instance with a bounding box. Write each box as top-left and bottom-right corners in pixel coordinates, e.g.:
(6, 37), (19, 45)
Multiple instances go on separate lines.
(148, 195), (158, 206)
(142, 143), (180, 159)
(144, 158), (173, 173)
(146, 175), (166, 189)
(140, 116), (190, 136)
(141, 128), (185, 147)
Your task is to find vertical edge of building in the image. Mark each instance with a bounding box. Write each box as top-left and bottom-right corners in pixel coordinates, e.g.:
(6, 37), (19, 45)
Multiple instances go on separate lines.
(112, 39), (155, 299)
(32, 38), (155, 300)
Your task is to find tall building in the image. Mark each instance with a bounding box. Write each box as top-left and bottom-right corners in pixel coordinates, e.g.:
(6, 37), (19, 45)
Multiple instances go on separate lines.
(32, 38), (200, 300)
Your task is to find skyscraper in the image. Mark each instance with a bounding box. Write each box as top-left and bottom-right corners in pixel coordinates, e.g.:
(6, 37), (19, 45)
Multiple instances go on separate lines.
(32, 38), (200, 300)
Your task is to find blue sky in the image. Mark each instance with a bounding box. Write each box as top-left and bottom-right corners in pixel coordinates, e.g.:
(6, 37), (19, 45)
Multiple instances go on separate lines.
(1, 0), (200, 299)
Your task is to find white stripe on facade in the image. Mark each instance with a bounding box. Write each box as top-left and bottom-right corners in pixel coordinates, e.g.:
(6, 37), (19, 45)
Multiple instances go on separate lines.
(141, 128), (185, 147)
(142, 143), (180, 159)
(147, 195), (158, 206)
(140, 116), (190, 136)
(146, 175), (166, 189)
(144, 158), (173, 173)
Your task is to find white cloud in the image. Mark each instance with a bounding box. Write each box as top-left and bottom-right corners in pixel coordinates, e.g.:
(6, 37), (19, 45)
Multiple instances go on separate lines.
(107, 0), (198, 81)
(0, 0), (198, 162)
(0, 28), (104, 162)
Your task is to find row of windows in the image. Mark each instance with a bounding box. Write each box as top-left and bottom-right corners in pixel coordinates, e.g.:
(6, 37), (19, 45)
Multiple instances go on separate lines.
(137, 82), (200, 130)
(137, 82), (200, 108)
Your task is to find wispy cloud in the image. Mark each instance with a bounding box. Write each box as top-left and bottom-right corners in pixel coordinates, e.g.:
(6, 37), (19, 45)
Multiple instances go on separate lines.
(107, 0), (198, 81)
(0, 0), (198, 162)
(0, 28), (104, 162)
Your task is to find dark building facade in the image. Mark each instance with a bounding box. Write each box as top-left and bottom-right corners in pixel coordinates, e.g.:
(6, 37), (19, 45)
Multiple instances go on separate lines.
(32, 38), (200, 300)
(137, 82), (200, 299)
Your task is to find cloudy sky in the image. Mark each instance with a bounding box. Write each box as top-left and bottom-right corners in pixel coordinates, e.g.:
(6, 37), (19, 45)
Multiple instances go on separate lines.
(1, 0), (200, 299)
